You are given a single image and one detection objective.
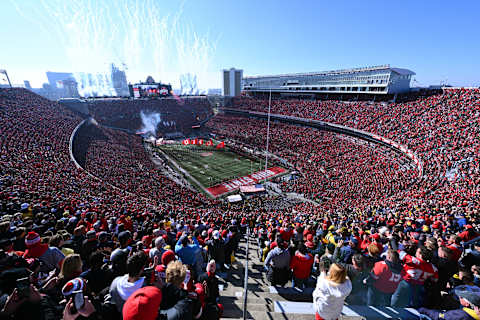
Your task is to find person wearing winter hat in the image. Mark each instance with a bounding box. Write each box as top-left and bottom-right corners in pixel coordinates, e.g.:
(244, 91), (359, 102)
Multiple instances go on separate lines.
(264, 237), (291, 286)
(122, 286), (163, 320)
(23, 231), (65, 273)
(154, 250), (177, 284)
(197, 260), (223, 319)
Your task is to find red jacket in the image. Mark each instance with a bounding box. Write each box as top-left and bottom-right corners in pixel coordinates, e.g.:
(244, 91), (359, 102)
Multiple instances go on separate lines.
(280, 228), (293, 242)
(290, 252), (314, 279)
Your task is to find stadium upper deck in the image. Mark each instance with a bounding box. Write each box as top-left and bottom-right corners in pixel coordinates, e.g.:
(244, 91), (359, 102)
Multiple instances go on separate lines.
(243, 64), (415, 96)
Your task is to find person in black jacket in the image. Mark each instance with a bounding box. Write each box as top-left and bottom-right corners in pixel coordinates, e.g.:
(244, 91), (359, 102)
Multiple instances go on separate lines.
(206, 231), (226, 271)
(158, 260), (194, 320)
(334, 241), (369, 305)
(197, 260), (222, 319)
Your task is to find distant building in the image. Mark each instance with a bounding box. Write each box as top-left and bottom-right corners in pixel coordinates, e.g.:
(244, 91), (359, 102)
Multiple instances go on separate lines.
(45, 71), (78, 99)
(46, 71), (75, 89)
(111, 63), (129, 96)
(208, 88), (222, 95)
(223, 68), (243, 97)
(23, 80), (32, 89)
(242, 65), (415, 97)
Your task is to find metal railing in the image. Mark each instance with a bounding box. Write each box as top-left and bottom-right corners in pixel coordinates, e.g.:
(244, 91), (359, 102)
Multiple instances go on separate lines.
(243, 227), (250, 320)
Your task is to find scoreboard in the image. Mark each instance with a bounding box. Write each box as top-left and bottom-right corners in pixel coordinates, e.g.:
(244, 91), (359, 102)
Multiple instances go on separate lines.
(129, 83), (172, 98)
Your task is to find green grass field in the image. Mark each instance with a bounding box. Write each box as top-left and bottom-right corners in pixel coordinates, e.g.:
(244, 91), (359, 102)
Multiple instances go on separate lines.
(155, 143), (265, 188)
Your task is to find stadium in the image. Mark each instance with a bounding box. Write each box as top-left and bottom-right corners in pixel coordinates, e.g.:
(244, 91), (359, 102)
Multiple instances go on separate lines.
(1, 2), (480, 320)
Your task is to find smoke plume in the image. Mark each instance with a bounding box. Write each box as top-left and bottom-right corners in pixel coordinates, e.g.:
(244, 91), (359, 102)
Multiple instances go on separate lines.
(138, 111), (161, 137)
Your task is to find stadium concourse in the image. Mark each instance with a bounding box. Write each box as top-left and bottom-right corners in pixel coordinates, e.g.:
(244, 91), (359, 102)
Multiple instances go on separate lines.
(0, 87), (480, 319)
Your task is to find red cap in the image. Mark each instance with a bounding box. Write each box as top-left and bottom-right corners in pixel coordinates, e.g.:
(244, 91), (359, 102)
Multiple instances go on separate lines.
(371, 233), (380, 240)
(161, 250), (176, 266)
(123, 286), (162, 320)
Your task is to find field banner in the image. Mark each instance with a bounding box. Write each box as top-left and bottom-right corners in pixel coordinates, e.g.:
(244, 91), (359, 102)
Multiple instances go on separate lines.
(206, 167), (286, 197)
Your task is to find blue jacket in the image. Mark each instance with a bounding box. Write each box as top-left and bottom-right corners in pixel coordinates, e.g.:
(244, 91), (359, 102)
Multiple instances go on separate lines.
(175, 237), (200, 266)
(340, 245), (356, 264)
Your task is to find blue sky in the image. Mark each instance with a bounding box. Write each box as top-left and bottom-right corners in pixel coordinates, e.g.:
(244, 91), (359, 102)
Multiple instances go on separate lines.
(1, 0), (479, 88)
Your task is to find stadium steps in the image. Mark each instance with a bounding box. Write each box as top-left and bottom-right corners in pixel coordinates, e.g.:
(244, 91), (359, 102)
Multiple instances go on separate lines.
(220, 235), (365, 320)
(221, 234), (424, 320)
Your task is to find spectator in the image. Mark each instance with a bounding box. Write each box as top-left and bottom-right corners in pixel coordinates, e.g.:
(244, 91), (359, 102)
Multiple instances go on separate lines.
(23, 231), (65, 274)
(419, 290), (480, 320)
(109, 251), (148, 313)
(313, 263), (352, 320)
(367, 249), (403, 306)
(206, 231), (226, 272)
(122, 286), (163, 320)
(175, 235), (200, 270)
(289, 243), (314, 289)
(264, 238), (291, 286)
(158, 261), (193, 320)
(150, 237), (166, 262)
(391, 246), (439, 307)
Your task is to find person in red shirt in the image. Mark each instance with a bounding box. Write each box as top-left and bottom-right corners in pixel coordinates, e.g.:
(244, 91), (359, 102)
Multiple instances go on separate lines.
(290, 244), (314, 289)
(459, 225), (479, 242)
(280, 223), (293, 242)
(391, 246), (439, 308)
(367, 250), (403, 306)
(447, 235), (463, 261)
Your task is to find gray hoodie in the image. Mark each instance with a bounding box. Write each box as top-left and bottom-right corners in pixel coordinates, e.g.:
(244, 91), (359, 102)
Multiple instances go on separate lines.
(265, 246), (291, 269)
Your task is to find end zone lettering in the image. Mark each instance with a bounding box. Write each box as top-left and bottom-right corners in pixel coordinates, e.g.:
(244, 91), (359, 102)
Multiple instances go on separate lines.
(206, 167), (287, 197)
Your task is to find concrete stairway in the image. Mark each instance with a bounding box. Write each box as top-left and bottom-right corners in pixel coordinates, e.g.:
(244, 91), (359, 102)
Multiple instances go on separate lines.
(218, 234), (358, 320)
(218, 233), (422, 320)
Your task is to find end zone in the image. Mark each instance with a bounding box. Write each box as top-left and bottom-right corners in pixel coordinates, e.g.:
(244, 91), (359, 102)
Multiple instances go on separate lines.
(206, 166), (287, 197)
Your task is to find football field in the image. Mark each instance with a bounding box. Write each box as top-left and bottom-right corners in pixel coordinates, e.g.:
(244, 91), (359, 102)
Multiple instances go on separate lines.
(154, 142), (287, 197)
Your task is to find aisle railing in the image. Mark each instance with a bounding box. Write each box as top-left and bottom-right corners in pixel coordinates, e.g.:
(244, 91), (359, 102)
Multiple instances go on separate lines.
(243, 227), (250, 320)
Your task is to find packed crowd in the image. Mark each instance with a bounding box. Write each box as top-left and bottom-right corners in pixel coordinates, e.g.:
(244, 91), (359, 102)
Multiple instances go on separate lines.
(207, 115), (418, 209)
(255, 212), (480, 319)
(229, 89), (480, 212)
(1, 87), (480, 319)
(74, 123), (208, 207)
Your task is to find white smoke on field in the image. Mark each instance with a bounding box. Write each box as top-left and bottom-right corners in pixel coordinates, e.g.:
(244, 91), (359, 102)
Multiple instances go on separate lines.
(138, 111), (161, 137)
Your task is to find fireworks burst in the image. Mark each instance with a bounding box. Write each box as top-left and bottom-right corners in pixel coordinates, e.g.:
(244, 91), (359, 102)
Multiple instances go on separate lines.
(12, 0), (217, 96)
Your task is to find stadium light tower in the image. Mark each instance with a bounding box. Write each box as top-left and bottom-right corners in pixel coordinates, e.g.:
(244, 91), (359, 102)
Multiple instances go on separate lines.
(264, 88), (272, 184)
(0, 69), (12, 88)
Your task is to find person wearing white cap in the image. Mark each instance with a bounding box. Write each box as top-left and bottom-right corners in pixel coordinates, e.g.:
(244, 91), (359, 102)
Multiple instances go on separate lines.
(206, 231), (226, 272)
